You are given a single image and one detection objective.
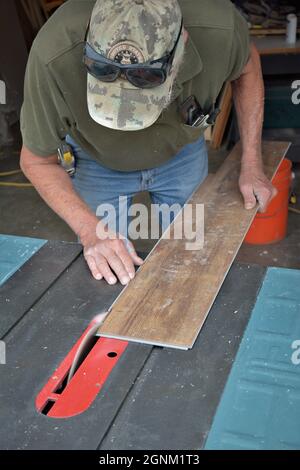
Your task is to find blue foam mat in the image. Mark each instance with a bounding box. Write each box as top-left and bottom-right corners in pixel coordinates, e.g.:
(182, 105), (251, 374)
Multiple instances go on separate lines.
(0, 235), (46, 286)
(205, 267), (300, 450)
(205, 268), (300, 450)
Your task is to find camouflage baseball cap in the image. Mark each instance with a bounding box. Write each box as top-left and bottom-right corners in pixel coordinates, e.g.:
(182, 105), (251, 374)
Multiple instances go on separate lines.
(87, 0), (184, 131)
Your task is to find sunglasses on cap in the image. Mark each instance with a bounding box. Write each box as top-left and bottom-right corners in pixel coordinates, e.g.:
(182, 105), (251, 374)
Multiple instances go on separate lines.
(83, 19), (183, 89)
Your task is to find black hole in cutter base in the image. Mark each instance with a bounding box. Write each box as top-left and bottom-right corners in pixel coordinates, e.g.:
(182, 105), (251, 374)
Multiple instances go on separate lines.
(41, 400), (56, 416)
(107, 352), (118, 358)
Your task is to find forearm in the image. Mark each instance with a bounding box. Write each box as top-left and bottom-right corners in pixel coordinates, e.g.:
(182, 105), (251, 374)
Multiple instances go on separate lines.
(20, 146), (98, 243)
(232, 44), (264, 169)
(20, 145), (143, 285)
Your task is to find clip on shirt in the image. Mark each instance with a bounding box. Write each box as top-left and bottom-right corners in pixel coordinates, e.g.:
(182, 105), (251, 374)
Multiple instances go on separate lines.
(180, 95), (220, 129)
(58, 143), (76, 177)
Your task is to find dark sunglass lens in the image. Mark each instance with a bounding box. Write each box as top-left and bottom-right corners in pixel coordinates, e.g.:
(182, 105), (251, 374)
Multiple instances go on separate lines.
(85, 58), (119, 82)
(127, 69), (165, 88)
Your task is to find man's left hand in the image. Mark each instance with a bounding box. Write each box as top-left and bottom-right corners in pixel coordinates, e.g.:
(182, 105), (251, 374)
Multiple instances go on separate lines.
(239, 162), (277, 213)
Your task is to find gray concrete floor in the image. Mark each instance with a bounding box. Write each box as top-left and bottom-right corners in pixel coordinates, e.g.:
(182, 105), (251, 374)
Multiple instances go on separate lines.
(0, 147), (75, 242)
(0, 131), (299, 268)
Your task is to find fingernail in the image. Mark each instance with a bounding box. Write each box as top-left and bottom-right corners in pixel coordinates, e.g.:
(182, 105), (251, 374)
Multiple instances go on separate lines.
(129, 272), (135, 280)
(121, 277), (130, 285)
(95, 274), (102, 280)
(245, 203), (254, 210)
(109, 277), (117, 285)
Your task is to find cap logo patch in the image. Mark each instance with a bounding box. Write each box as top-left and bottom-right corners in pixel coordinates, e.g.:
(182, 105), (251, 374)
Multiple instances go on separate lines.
(108, 42), (145, 65)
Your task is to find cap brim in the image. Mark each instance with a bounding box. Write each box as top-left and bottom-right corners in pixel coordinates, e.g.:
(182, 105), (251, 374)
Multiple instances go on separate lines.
(88, 73), (175, 131)
(87, 34), (185, 132)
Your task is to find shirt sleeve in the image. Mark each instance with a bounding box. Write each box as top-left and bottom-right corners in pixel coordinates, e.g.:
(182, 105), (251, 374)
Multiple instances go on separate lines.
(20, 47), (68, 157)
(226, 6), (250, 82)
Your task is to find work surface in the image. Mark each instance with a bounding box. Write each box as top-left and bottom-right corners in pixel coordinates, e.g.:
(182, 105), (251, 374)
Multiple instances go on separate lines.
(1, 237), (300, 450)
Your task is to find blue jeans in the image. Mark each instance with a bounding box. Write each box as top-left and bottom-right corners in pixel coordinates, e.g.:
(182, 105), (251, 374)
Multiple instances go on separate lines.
(66, 135), (208, 237)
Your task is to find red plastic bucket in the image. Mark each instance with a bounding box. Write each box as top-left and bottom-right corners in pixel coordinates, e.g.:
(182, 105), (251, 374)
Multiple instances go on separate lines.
(244, 158), (292, 245)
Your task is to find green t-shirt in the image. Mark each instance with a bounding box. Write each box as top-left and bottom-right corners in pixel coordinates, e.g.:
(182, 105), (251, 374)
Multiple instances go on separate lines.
(20, 0), (250, 171)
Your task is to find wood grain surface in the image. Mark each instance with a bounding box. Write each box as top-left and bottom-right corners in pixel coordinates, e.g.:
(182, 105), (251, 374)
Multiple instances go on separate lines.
(98, 141), (290, 350)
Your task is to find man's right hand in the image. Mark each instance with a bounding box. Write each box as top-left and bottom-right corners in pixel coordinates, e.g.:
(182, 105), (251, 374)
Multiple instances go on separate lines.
(20, 146), (143, 286)
(82, 227), (144, 286)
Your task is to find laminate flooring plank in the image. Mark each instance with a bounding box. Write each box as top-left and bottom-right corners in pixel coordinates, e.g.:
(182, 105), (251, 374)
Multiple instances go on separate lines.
(99, 142), (290, 350)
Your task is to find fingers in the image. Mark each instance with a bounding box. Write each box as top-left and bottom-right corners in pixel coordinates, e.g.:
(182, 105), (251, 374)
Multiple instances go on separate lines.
(240, 177), (278, 213)
(85, 249), (117, 285)
(85, 254), (103, 281)
(84, 238), (143, 286)
(240, 183), (257, 210)
(94, 254), (117, 285)
(114, 244), (136, 281)
(105, 249), (131, 285)
(240, 168), (278, 214)
(256, 185), (278, 213)
(113, 239), (144, 282)
(257, 188), (278, 213)
(256, 192), (270, 213)
(122, 239), (144, 266)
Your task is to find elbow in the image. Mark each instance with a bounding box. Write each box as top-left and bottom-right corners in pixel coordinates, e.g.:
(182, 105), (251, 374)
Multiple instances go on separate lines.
(20, 146), (58, 176)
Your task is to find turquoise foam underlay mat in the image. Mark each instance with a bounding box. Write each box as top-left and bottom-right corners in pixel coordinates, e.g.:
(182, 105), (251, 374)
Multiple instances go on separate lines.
(0, 235), (46, 287)
(205, 267), (300, 450)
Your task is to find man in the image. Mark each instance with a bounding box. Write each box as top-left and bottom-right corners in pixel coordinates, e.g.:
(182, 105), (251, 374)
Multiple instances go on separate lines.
(20, 0), (276, 286)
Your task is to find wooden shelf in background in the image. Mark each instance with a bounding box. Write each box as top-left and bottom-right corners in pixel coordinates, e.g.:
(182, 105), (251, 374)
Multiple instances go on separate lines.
(253, 35), (300, 55)
(251, 28), (300, 36)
